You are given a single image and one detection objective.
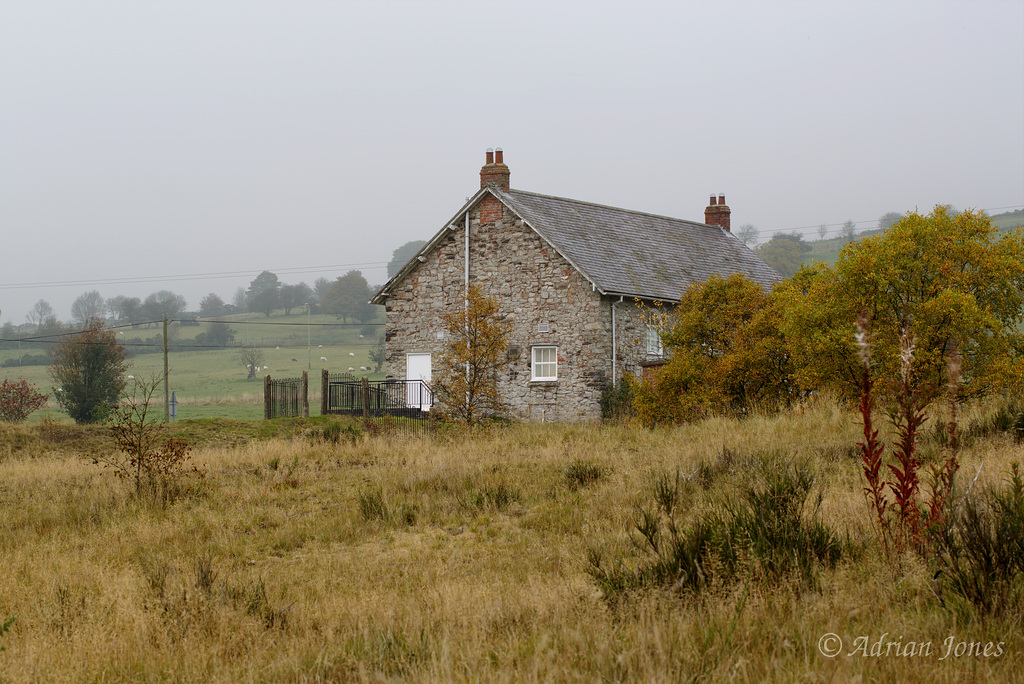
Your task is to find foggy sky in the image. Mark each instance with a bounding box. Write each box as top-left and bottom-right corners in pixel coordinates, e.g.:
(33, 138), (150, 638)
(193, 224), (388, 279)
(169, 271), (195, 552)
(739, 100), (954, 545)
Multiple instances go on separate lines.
(2, 0), (1022, 325)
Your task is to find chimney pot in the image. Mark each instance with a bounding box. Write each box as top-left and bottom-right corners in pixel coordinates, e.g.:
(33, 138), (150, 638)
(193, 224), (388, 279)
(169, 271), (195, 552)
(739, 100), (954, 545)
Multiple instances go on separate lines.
(704, 192), (732, 233)
(479, 148), (511, 192)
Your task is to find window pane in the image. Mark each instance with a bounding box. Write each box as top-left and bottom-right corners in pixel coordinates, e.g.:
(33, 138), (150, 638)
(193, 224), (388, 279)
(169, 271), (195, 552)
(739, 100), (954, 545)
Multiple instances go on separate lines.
(646, 326), (663, 355)
(532, 346), (557, 380)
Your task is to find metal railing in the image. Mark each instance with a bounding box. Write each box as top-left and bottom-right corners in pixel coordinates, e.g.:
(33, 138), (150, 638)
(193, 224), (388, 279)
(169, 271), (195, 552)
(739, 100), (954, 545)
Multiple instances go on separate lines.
(324, 378), (434, 433)
(264, 372), (308, 419)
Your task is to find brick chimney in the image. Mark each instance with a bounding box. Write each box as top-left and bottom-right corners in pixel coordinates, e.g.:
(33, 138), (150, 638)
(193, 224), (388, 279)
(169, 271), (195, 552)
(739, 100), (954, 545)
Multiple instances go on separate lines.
(704, 193), (731, 232)
(479, 147), (510, 192)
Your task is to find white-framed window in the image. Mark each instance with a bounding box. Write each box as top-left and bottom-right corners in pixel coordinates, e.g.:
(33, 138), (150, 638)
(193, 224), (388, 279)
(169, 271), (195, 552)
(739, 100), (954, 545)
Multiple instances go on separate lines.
(646, 325), (664, 357)
(531, 345), (558, 381)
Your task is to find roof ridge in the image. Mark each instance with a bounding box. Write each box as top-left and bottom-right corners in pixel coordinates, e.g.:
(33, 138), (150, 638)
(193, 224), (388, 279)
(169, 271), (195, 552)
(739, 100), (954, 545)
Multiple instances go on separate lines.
(506, 188), (713, 229)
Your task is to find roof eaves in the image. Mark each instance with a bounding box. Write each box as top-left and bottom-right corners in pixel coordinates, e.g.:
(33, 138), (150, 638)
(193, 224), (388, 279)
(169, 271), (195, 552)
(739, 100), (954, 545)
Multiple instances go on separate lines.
(602, 290), (681, 305)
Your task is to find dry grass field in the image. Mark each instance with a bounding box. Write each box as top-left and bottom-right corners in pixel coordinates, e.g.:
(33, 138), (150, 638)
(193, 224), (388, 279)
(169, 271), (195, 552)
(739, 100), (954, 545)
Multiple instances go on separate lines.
(0, 399), (1022, 682)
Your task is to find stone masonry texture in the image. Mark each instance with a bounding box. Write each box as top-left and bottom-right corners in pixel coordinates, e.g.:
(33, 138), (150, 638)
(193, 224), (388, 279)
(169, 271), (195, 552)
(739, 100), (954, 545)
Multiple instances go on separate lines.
(383, 197), (662, 422)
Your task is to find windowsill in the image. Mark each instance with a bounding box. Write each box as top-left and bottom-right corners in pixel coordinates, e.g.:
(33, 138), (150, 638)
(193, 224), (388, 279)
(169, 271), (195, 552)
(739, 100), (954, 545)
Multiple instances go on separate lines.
(529, 379), (558, 386)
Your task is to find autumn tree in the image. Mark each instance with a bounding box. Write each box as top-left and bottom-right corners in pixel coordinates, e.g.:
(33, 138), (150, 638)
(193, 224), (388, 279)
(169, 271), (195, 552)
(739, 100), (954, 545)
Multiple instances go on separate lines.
(49, 318), (130, 423)
(630, 274), (792, 426)
(433, 286), (511, 425)
(776, 205), (1024, 402)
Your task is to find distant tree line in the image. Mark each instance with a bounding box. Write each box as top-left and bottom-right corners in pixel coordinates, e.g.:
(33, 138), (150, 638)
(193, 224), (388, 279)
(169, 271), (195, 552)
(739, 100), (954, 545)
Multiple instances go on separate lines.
(746, 211), (907, 279)
(2, 239), (435, 355)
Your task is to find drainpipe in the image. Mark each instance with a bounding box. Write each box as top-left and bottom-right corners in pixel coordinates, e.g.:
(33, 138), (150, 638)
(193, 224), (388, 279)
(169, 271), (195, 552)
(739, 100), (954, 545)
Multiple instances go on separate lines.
(464, 210), (470, 405)
(611, 296), (623, 385)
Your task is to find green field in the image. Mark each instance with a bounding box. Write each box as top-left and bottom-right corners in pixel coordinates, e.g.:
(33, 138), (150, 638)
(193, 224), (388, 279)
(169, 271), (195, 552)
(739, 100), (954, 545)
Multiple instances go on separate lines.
(0, 312), (384, 422)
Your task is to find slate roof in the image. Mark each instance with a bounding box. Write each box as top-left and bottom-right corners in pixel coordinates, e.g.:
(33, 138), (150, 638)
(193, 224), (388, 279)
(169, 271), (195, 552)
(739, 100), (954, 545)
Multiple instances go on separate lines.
(372, 187), (780, 305)
(499, 189), (780, 301)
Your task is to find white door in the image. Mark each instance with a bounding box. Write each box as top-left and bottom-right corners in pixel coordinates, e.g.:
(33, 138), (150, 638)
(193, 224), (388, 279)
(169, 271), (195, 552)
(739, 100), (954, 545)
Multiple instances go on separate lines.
(406, 353), (432, 410)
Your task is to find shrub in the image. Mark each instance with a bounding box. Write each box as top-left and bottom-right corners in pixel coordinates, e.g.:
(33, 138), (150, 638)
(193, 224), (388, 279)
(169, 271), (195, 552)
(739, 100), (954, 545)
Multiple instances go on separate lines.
(931, 463), (1024, 614)
(564, 459), (606, 491)
(0, 379), (48, 423)
(358, 486), (417, 526)
(0, 615), (14, 652)
(588, 456), (845, 602)
(599, 381), (633, 422)
(308, 420), (361, 444)
(49, 318), (129, 423)
(631, 274), (794, 426)
(96, 376), (202, 504)
(459, 482), (519, 512)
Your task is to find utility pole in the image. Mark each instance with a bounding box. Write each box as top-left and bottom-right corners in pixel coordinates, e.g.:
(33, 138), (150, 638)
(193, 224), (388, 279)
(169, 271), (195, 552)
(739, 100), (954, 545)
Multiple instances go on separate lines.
(163, 315), (170, 423)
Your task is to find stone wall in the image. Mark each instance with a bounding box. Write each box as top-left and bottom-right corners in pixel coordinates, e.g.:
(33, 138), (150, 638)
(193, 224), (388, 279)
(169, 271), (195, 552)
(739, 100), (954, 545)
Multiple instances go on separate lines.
(383, 195), (669, 422)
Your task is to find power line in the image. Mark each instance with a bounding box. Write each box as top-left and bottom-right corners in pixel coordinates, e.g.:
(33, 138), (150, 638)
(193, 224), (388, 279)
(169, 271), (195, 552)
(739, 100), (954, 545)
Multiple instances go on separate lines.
(760, 204), (1023, 240)
(0, 261), (388, 291)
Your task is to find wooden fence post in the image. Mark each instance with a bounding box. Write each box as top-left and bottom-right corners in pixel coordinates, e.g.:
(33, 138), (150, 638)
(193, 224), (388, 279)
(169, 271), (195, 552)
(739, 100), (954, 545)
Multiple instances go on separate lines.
(321, 369), (329, 416)
(301, 371), (309, 418)
(263, 375), (271, 420)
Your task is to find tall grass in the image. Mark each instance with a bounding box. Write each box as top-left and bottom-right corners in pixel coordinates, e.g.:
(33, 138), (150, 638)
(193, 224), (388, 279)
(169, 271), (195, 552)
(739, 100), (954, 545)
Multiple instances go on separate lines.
(0, 399), (1022, 681)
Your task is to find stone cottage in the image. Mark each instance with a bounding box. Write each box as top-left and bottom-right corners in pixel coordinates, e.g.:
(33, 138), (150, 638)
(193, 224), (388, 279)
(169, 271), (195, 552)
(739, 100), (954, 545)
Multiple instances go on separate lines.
(370, 149), (780, 422)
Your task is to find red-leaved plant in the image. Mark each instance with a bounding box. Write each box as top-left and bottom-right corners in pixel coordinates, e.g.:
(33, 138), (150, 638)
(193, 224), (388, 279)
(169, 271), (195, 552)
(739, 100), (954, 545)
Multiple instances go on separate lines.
(0, 379), (48, 423)
(854, 314), (959, 563)
(854, 315), (891, 559)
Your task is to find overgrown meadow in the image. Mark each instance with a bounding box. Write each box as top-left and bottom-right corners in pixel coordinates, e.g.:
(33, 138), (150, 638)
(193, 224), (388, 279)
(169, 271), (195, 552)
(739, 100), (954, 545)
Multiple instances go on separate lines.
(1, 398), (1022, 682)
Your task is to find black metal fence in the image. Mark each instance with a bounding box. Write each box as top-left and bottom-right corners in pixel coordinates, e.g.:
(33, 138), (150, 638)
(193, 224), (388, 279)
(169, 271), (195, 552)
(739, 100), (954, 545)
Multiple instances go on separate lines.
(324, 377), (434, 434)
(263, 372), (308, 419)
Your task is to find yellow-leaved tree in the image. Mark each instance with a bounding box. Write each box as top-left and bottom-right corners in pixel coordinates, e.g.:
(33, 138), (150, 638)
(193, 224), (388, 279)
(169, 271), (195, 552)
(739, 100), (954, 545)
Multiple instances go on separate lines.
(433, 286), (511, 425)
(775, 205), (1024, 402)
(629, 273), (792, 426)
